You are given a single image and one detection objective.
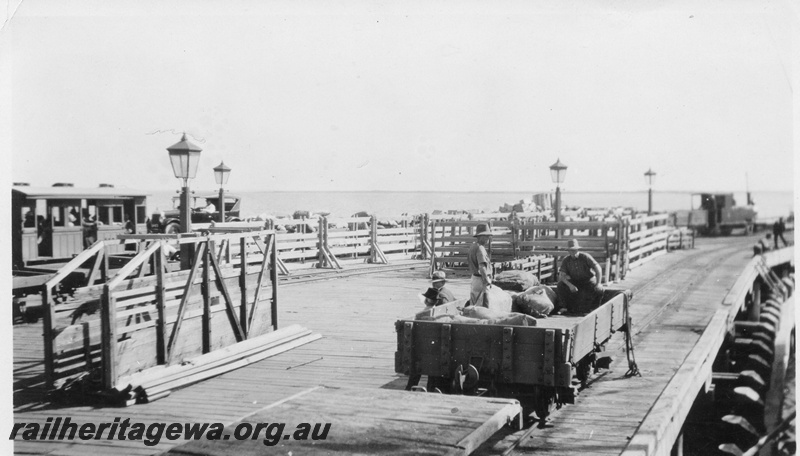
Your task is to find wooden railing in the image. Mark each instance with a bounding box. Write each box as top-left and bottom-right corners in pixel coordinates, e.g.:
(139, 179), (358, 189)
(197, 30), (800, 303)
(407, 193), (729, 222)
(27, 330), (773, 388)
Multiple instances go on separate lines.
(41, 230), (279, 390)
(625, 214), (673, 270)
(426, 214), (697, 283)
(429, 218), (624, 283)
(667, 227), (695, 251)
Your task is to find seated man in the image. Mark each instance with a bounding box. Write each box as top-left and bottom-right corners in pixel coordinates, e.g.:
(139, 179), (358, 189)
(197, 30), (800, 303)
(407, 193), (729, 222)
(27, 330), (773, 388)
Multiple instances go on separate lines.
(556, 239), (604, 314)
(197, 199), (216, 214)
(421, 270), (456, 307)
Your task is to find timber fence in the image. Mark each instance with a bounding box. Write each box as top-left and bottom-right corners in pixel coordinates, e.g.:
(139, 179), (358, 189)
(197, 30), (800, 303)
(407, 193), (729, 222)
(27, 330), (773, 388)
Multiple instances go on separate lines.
(428, 213), (694, 283)
(40, 230), (279, 391)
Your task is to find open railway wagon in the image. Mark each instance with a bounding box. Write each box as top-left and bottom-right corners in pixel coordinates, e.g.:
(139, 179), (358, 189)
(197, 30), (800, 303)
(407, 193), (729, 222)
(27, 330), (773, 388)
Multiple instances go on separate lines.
(395, 287), (636, 420)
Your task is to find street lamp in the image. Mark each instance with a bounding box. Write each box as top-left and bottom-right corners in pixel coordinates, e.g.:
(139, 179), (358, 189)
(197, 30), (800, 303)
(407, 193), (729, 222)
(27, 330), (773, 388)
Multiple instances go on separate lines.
(167, 133), (202, 269)
(167, 133), (203, 233)
(644, 168), (656, 215)
(549, 159), (568, 228)
(213, 161), (231, 223)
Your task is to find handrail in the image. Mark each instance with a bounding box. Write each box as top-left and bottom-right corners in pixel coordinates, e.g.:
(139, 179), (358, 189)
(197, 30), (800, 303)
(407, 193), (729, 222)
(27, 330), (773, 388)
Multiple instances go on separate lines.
(44, 239), (114, 289)
(106, 241), (162, 290)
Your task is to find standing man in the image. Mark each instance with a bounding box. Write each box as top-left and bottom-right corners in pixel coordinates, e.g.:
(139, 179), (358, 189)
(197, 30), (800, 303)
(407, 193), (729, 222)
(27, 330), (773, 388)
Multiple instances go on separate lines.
(773, 218), (788, 249)
(468, 223), (493, 306)
(556, 239), (604, 314)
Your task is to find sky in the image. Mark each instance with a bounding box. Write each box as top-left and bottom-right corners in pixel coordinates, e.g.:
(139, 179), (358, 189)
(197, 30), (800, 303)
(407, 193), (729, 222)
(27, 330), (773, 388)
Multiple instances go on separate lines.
(2, 0), (797, 196)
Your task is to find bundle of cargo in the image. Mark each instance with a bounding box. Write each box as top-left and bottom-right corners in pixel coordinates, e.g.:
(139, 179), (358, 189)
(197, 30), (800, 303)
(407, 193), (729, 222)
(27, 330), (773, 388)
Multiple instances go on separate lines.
(512, 285), (558, 317)
(419, 302), (538, 326)
(493, 270), (540, 292)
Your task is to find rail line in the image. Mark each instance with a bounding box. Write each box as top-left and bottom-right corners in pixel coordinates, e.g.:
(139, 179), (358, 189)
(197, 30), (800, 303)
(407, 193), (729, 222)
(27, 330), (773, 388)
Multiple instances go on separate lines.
(479, 237), (755, 456)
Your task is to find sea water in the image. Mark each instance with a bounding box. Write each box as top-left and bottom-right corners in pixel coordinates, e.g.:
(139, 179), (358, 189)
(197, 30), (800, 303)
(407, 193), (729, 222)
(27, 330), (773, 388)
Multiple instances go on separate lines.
(146, 190), (794, 221)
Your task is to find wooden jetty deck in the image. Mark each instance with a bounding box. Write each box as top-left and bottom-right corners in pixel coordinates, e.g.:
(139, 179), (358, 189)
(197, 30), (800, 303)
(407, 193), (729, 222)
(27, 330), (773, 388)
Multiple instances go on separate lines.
(475, 236), (767, 455)
(11, 235), (791, 455)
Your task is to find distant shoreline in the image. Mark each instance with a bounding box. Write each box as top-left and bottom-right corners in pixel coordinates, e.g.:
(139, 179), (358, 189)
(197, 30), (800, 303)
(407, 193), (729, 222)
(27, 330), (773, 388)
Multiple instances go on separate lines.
(141, 189), (794, 195)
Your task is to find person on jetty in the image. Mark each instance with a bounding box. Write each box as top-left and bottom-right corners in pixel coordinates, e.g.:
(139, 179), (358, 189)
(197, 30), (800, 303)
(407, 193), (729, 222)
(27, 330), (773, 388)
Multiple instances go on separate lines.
(556, 239), (604, 314)
(468, 223), (494, 306)
(773, 218), (788, 249)
(754, 233), (773, 256)
(421, 270), (456, 307)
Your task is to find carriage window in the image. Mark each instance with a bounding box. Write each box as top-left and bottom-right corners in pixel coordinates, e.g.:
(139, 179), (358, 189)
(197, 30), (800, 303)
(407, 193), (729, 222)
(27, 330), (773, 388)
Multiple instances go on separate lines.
(136, 206), (146, 223)
(66, 206), (81, 226)
(83, 205), (97, 223)
(112, 206), (123, 224)
(51, 207), (64, 227)
(22, 207), (35, 227)
(98, 207), (110, 225)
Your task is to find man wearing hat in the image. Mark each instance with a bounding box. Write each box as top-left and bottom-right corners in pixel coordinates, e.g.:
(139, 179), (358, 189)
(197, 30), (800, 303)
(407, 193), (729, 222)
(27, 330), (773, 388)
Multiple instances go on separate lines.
(557, 238), (604, 313)
(468, 223), (494, 306)
(421, 270), (456, 306)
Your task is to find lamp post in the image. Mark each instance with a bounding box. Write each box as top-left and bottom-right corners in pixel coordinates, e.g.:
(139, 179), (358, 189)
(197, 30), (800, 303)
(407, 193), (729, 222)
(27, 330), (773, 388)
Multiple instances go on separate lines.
(644, 168), (656, 215)
(213, 161), (231, 223)
(549, 159), (568, 230)
(167, 133), (202, 268)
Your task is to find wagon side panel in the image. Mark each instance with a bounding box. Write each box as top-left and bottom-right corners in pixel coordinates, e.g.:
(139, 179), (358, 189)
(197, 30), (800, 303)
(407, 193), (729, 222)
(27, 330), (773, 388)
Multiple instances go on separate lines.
(571, 315), (597, 362)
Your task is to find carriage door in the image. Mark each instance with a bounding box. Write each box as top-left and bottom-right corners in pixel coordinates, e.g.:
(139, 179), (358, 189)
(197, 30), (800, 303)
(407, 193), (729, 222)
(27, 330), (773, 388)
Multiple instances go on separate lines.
(48, 200), (84, 258)
(36, 200), (53, 258)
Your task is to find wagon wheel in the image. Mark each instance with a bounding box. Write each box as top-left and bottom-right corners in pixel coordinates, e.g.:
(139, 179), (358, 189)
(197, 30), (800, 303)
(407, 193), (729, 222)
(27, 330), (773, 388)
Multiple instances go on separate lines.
(533, 386), (556, 423)
(576, 358), (592, 387)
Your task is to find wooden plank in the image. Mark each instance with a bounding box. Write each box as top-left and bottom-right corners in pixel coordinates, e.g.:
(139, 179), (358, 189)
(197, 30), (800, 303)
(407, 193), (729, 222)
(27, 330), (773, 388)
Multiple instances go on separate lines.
(162, 386), (521, 456)
(207, 241), (245, 343)
(166, 244), (206, 364)
(623, 311), (729, 456)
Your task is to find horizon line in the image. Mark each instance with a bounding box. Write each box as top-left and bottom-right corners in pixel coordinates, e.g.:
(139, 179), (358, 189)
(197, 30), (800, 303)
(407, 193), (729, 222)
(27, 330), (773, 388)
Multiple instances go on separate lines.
(140, 188), (795, 194)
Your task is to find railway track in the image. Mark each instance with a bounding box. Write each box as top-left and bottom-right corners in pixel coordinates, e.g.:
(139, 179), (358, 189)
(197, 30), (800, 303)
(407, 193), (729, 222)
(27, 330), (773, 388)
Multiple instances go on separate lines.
(477, 237), (756, 455)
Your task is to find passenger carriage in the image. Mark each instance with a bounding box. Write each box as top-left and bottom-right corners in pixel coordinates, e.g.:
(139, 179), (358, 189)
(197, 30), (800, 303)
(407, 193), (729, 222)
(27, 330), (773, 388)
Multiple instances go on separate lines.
(11, 183), (148, 296)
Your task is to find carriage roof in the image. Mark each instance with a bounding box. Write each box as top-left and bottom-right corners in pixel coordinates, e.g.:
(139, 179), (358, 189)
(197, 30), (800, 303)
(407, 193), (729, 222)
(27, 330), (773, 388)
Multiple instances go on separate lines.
(12, 186), (149, 200)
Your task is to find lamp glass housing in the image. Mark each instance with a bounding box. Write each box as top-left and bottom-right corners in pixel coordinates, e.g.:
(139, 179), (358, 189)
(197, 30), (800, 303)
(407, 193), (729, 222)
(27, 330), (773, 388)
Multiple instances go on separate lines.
(549, 159), (567, 184)
(167, 134), (203, 180)
(644, 168), (656, 187)
(214, 161), (232, 186)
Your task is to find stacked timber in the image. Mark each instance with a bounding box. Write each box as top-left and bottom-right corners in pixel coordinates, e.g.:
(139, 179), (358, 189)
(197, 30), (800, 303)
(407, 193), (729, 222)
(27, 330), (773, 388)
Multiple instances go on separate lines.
(115, 324), (321, 404)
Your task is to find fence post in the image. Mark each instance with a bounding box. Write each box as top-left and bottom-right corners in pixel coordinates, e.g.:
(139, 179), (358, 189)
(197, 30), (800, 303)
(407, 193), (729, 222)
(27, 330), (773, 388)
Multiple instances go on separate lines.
(270, 234), (279, 331)
(239, 236), (249, 338)
(155, 242), (167, 364)
(623, 218), (630, 278)
(613, 219), (620, 281)
(536, 258), (542, 282)
(370, 215), (378, 263)
(202, 240), (212, 354)
(512, 218), (519, 260)
(317, 216), (326, 267)
(42, 285), (56, 388)
(417, 214), (425, 260)
(429, 218), (437, 276)
(100, 283), (118, 390)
